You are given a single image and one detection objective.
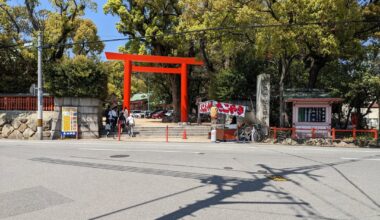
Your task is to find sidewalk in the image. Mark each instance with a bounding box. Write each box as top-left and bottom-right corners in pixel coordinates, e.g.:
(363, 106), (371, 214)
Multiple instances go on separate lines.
(99, 135), (211, 143)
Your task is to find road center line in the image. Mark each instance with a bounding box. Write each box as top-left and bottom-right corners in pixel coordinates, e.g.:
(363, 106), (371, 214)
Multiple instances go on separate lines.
(341, 157), (380, 161)
(262, 147), (380, 153)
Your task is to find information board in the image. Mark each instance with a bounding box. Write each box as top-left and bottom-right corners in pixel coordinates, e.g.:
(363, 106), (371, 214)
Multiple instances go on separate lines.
(61, 106), (78, 137)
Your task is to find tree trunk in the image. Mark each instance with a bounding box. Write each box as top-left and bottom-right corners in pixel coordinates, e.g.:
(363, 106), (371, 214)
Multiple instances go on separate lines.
(357, 108), (364, 129)
(338, 109), (342, 128)
(152, 43), (181, 122)
(344, 107), (353, 129)
(170, 75), (180, 122)
(199, 37), (215, 72)
(279, 63), (285, 127)
(306, 55), (329, 89)
(279, 55), (293, 127)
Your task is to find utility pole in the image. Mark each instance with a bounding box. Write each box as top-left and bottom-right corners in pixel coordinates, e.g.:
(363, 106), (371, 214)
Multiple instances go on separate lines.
(147, 79), (150, 111)
(378, 97), (380, 132)
(37, 31), (43, 140)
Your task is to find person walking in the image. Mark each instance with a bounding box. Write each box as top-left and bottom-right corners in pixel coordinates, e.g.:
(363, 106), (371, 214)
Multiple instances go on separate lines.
(123, 108), (129, 125)
(117, 111), (126, 134)
(108, 106), (118, 136)
(127, 114), (135, 137)
(105, 120), (111, 138)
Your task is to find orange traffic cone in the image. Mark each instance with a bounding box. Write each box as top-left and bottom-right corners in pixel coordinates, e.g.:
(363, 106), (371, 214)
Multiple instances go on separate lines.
(182, 128), (187, 139)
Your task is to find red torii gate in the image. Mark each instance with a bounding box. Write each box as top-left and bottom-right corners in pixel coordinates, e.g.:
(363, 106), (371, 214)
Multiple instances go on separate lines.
(105, 52), (203, 122)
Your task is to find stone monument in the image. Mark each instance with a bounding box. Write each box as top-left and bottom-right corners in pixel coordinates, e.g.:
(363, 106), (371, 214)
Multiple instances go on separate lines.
(256, 74), (270, 133)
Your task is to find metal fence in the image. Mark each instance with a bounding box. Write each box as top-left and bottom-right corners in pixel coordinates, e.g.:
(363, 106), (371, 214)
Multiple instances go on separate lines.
(0, 96), (55, 111)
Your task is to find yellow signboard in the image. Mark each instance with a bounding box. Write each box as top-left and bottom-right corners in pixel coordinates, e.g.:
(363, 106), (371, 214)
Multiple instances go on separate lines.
(61, 106), (78, 137)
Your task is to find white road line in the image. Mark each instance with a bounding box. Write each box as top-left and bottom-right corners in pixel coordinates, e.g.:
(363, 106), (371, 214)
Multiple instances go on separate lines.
(341, 157), (359, 160)
(341, 157), (380, 161)
(292, 148), (368, 153)
(248, 146), (380, 153)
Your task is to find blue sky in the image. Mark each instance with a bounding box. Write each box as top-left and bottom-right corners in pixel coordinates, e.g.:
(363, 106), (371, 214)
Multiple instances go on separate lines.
(11, 0), (126, 59)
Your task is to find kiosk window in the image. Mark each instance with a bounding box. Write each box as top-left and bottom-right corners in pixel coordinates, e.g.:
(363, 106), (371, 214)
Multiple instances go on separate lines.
(298, 107), (326, 122)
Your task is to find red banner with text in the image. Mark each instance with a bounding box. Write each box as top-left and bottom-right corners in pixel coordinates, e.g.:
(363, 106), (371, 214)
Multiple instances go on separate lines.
(199, 101), (246, 117)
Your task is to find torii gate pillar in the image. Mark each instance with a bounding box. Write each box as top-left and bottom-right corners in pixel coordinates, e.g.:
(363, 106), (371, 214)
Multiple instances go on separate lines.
(124, 60), (132, 116)
(180, 63), (188, 122)
(106, 52), (203, 122)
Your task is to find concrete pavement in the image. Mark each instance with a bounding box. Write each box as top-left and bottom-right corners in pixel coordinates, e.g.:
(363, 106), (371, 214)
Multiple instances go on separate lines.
(1, 140), (380, 219)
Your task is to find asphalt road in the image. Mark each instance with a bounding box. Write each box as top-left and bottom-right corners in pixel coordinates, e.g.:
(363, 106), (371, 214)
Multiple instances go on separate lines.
(1, 140), (380, 220)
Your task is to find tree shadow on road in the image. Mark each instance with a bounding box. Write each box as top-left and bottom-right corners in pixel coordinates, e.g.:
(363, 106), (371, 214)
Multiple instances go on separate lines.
(31, 155), (379, 220)
(154, 152), (380, 220)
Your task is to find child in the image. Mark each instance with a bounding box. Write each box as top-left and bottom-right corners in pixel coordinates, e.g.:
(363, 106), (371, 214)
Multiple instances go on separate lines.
(105, 120), (111, 138)
(127, 114), (135, 137)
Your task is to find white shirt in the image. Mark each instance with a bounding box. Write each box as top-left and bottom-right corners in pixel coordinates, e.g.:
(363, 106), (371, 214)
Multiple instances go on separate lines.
(127, 115), (135, 125)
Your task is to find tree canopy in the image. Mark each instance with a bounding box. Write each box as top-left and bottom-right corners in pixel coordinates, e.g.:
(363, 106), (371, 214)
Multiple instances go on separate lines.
(0, 0), (104, 95)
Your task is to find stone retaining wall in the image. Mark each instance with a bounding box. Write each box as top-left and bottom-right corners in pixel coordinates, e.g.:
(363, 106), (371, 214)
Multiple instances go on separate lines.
(0, 111), (55, 139)
(51, 97), (102, 139)
(0, 97), (102, 140)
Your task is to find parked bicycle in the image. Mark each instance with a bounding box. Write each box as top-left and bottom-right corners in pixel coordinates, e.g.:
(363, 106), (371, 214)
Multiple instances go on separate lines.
(235, 124), (252, 143)
(251, 123), (267, 142)
(235, 123), (268, 143)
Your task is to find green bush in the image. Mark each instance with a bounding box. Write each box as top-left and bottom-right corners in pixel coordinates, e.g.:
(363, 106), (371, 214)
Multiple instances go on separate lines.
(44, 55), (107, 100)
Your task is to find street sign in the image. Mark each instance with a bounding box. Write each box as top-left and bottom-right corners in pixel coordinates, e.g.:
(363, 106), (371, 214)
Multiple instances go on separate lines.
(61, 106), (78, 138)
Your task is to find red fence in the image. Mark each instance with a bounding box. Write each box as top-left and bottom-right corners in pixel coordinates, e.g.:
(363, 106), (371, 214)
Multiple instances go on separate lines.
(271, 127), (378, 141)
(0, 96), (55, 111)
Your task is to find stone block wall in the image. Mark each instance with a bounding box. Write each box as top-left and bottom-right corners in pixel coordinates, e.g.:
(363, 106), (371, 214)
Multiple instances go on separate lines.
(0, 97), (102, 140)
(51, 97), (102, 139)
(0, 111), (55, 140)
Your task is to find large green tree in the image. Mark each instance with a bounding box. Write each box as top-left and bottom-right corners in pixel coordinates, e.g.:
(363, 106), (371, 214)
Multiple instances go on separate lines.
(0, 0), (106, 97)
(44, 55), (108, 99)
(104, 0), (199, 120)
(26, 0), (104, 61)
(0, 1), (36, 93)
(179, 0), (379, 127)
(321, 43), (380, 129)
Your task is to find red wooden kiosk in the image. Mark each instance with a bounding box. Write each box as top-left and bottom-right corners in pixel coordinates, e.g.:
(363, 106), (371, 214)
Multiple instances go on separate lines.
(105, 52), (203, 122)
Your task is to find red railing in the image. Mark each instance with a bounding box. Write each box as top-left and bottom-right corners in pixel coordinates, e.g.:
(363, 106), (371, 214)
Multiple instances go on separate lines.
(0, 96), (55, 111)
(271, 127), (378, 141)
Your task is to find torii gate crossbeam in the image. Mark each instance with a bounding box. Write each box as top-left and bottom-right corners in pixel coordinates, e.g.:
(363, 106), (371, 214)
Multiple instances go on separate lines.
(105, 52), (203, 122)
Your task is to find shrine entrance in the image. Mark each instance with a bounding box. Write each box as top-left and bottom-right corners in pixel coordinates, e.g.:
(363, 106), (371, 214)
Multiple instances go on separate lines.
(105, 52), (203, 122)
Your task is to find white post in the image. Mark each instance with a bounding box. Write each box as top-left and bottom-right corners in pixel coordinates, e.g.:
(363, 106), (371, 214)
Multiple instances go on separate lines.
(37, 31), (43, 140)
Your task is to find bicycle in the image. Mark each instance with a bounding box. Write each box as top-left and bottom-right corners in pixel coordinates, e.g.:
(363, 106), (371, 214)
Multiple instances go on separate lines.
(251, 123), (267, 142)
(235, 124), (253, 143)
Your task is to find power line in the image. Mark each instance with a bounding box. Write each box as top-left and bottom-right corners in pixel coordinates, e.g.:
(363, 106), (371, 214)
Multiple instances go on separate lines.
(40, 19), (380, 49)
(0, 19), (379, 50)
